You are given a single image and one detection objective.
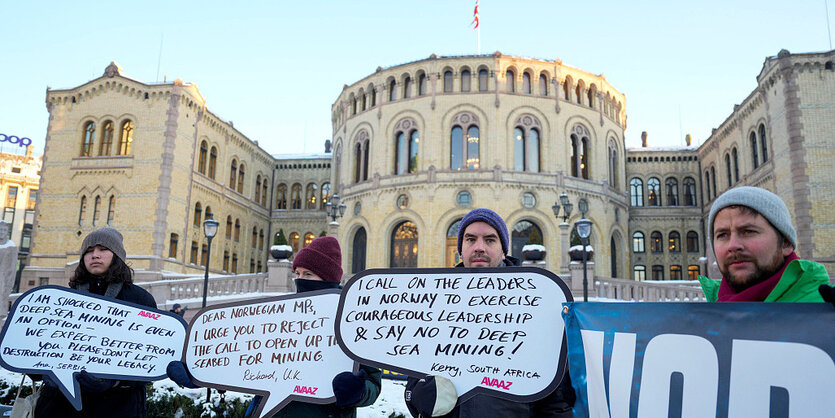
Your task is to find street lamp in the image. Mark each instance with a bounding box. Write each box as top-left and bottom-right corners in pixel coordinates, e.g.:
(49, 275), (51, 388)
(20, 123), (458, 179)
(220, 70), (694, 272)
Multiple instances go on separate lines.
(200, 215), (218, 402)
(325, 194), (347, 223)
(575, 216), (593, 302)
(552, 192), (574, 222)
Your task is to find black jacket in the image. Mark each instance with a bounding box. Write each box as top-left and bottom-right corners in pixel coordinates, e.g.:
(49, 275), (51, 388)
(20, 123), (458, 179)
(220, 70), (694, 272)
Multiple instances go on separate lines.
(35, 283), (157, 418)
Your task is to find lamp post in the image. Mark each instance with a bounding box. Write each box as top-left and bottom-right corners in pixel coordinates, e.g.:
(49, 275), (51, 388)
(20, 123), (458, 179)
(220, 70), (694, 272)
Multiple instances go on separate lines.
(200, 215), (218, 402)
(325, 194), (347, 237)
(552, 192), (574, 274)
(575, 216), (593, 302)
(551, 192), (574, 222)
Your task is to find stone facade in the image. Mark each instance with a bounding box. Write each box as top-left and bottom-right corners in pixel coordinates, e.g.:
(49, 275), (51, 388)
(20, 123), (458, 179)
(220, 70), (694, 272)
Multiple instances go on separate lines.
(0, 146), (41, 289)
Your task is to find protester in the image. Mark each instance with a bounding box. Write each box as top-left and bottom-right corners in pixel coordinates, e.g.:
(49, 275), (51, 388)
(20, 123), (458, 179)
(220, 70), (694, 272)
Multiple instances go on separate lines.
(35, 227), (157, 418)
(699, 186), (829, 302)
(169, 303), (186, 316)
(404, 208), (576, 417)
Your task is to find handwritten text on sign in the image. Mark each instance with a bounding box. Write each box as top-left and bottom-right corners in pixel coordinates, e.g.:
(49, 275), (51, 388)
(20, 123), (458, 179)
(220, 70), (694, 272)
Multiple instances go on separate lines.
(336, 267), (572, 403)
(184, 290), (354, 418)
(0, 286), (186, 410)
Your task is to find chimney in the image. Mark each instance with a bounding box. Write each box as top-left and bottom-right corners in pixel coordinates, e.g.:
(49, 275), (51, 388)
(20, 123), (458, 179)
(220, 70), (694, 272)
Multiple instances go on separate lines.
(685, 134), (692, 146)
(324, 139), (332, 153)
(641, 131), (648, 148)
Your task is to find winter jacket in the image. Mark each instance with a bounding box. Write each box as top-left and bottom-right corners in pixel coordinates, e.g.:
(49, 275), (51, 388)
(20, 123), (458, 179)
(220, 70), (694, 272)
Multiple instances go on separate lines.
(410, 255), (576, 417)
(699, 258), (829, 302)
(35, 283), (157, 418)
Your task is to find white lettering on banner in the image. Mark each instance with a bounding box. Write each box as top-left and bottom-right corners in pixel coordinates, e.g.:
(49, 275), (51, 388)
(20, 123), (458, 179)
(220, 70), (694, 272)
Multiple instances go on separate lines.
(580, 330), (636, 418)
(728, 340), (835, 418)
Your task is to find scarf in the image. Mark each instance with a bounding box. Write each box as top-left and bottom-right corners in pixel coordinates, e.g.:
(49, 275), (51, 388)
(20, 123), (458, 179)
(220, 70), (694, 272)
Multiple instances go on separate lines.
(294, 278), (340, 293)
(717, 252), (798, 302)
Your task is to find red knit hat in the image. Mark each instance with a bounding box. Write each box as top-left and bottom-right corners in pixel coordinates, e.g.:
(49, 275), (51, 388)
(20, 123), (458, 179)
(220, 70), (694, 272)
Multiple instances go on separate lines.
(292, 236), (343, 282)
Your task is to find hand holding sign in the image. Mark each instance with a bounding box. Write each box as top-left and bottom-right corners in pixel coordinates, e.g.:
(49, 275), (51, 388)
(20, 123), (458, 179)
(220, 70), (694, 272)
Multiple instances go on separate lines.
(336, 267), (572, 403)
(0, 286), (187, 410)
(183, 290), (354, 418)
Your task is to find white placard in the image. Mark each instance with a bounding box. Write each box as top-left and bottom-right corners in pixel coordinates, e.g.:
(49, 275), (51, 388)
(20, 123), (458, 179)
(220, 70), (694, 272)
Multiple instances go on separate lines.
(336, 267), (572, 403)
(184, 289), (354, 418)
(0, 286), (187, 410)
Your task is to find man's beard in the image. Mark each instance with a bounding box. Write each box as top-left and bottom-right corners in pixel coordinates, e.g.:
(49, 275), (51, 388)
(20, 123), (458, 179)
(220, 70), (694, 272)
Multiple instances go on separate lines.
(719, 251), (786, 292)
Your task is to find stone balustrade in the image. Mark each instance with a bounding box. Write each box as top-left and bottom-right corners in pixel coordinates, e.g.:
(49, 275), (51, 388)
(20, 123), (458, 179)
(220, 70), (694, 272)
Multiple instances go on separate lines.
(595, 276), (706, 302)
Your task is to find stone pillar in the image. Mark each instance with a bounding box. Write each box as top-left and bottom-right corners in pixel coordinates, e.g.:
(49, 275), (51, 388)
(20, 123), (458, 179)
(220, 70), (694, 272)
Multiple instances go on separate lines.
(328, 221), (339, 238)
(559, 222), (570, 275)
(266, 259), (294, 293)
(0, 221), (18, 317)
(569, 261), (595, 299)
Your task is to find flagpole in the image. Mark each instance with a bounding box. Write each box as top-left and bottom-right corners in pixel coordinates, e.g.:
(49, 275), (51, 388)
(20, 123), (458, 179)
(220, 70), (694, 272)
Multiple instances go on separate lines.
(478, 25), (481, 54)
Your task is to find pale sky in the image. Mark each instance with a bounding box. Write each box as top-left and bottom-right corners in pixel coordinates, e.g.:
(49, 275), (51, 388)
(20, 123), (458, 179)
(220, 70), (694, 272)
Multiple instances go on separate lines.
(1, 0), (832, 156)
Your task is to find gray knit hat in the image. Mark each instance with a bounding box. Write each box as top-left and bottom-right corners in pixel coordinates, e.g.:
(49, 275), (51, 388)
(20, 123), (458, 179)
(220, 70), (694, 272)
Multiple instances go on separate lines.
(708, 186), (796, 249)
(81, 227), (127, 262)
(457, 208), (510, 255)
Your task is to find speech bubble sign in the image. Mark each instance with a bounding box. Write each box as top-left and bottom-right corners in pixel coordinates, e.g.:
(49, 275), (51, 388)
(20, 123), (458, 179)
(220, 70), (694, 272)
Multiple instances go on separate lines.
(184, 289), (354, 418)
(336, 267), (573, 403)
(0, 285), (187, 410)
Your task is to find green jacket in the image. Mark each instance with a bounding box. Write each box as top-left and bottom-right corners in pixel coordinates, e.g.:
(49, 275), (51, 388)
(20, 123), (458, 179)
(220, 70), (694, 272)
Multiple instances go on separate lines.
(699, 258), (829, 302)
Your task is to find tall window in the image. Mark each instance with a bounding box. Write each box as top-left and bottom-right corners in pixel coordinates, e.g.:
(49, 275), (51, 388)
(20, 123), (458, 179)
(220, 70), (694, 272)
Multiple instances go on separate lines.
(168, 233), (178, 258)
(445, 220), (462, 267)
(630, 178), (644, 206)
(198, 141), (208, 174)
(371, 87), (376, 107)
(291, 183), (302, 209)
(652, 265), (664, 281)
(704, 170), (711, 201)
(665, 178), (679, 206)
(353, 130), (369, 183)
(81, 122), (95, 156)
(255, 176), (262, 203)
(208, 146), (217, 179)
(225, 216), (232, 239)
(539, 74), (548, 96)
(732, 148), (739, 183)
(461, 70), (471, 92)
(78, 196), (87, 225)
(510, 220), (543, 260)
(686, 231), (699, 252)
(237, 163), (245, 193)
(231, 253), (238, 273)
(320, 183), (331, 210)
(513, 115), (540, 172)
(522, 72), (531, 94)
(632, 231), (645, 253)
(259, 229), (264, 249)
(389, 79), (396, 101)
(99, 121), (113, 155)
(711, 166), (717, 198)
(647, 177), (660, 206)
(750, 131), (759, 169)
(234, 219), (241, 241)
(304, 232), (315, 247)
(688, 265), (700, 280)
(650, 231), (663, 253)
(305, 183), (318, 209)
(725, 153), (732, 187)
(289, 232), (300, 253)
(418, 73), (426, 96)
(229, 159), (238, 189)
(506, 70), (515, 92)
(190, 241), (198, 264)
(570, 125), (590, 179)
(201, 244), (208, 267)
(563, 77), (571, 101)
(193, 203), (202, 227)
(450, 113), (479, 170)
(633, 265), (646, 281)
(261, 181), (268, 206)
(608, 141), (618, 188)
(352, 227), (367, 273)
(390, 221), (418, 268)
(443, 71), (453, 92)
(683, 177), (696, 206)
(222, 251), (230, 271)
(669, 231), (681, 252)
(403, 76), (411, 99)
(252, 227), (258, 247)
(276, 184), (287, 209)
(759, 124), (768, 163)
(478, 69), (488, 91)
(395, 118), (419, 175)
(670, 265), (682, 280)
(106, 196), (115, 225)
(118, 120), (133, 155)
(92, 196), (101, 226)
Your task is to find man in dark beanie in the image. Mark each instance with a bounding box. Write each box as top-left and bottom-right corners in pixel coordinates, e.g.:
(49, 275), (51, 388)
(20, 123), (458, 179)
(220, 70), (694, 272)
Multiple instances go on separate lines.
(35, 227), (157, 417)
(700, 186), (829, 302)
(405, 208), (576, 417)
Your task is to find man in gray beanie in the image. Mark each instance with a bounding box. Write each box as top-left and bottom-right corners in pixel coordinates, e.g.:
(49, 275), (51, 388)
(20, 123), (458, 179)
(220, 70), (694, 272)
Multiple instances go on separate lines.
(700, 186), (829, 302)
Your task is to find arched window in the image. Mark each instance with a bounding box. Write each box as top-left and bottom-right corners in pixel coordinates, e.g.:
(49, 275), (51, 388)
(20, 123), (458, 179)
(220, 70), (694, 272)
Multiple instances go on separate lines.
(291, 183), (302, 209)
(647, 177), (660, 206)
(704, 170), (712, 201)
(106, 196), (115, 225)
(732, 148), (739, 183)
(99, 121), (113, 155)
(193, 203), (202, 227)
(305, 183), (318, 209)
(255, 175), (262, 203)
(370, 87), (377, 107)
(234, 219), (241, 242)
(443, 71), (453, 92)
(588, 85), (596, 109)
(665, 178), (679, 206)
(575, 83), (583, 105)
(92, 196), (101, 226)
(445, 219), (462, 267)
(222, 251), (229, 271)
(353, 130), (369, 183)
(231, 253), (238, 273)
(506, 69), (515, 92)
(190, 241), (198, 264)
(711, 166), (717, 197)
(168, 233), (178, 258)
(352, 227), (367, 273)
(652, 265), (664, 280)
(259, 229), (265, 250)
(478, 69), (488, 91)
(750, 131), (759, 169)
(633, 265), (646, 281)
(522, 72), (531, 94)
(669, 231), (681, 252)
(118, 120), (133, 155)
(650, 231), (663, 253)
(204, 206), (213, 222)
(539, 73), (548, 96)
(632, 231), (645, 253)
(461, 69), (471, 92)
(390, 221), (418, 267)
(237, 163), (245, 193)
(759, 124), (768, 163)
(389, 79), (396, 101)
(569, 125), (590, 179)
(276, 184), (287, 209)
(321, 183), (331, 210)
(198, 141), (208, 174)
(512, 115), (541, 172)
(225, 216), (232, 239)
(687, 231), (699, 252)
(360, 91), (366, 111)
(252, 227), (258, 247)
(351, 96), (357, 115)
(418, 73), (427, 96)
(403, 76), (412, 99)
(608, 141), (618, 188)
(450, 113), (479, 171)
(289, 232), (300, 253)
(229, 159), (238, 189)
(395, 118), (419, 175)
(563, 77), (571, 101)
(670, 265), (682, 280)
(630, 178), (644, 206)
(304, 232), (315, 248)
(610, 235), (620, 278)
(208, 146), (217, 179)
(81, 122), (95, 156)
(511, 220), (542, 260)
(261, 180), (268, 206)
(683, 177), (697, 206)
(725, 153), (732, 188)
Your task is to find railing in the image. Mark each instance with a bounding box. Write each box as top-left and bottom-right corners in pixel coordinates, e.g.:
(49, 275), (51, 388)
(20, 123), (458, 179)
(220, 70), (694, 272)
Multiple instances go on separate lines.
(135, 273), (269, 308)
(595, 277), (706, 302)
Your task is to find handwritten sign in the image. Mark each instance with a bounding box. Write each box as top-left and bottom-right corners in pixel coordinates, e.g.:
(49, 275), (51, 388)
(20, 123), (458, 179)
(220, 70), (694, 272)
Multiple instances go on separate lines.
(335, 267), (572, 403)
(0, 286), (187, 410)
(184, 289), (354, 418)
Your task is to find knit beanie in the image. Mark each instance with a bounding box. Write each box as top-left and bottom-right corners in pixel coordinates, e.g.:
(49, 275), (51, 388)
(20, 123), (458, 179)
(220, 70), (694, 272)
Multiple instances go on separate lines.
(708, 186), (797, 248)
(80, 227), (127, 262)
(292, 236), (343, 282)
(457, 208), (510, 255)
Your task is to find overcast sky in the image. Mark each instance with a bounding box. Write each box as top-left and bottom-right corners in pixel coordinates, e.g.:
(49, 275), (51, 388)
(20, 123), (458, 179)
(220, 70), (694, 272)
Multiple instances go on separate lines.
(1, 0), (832, 156)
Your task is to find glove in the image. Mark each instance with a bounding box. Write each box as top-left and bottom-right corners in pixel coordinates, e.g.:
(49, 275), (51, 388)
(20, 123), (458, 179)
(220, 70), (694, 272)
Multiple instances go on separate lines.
(166, 360), (200, 389)
(405, 375), (458, 417)
(332, 369), (367, 407)
(76, 370), (116, 393)
(819, 284), (835, 306)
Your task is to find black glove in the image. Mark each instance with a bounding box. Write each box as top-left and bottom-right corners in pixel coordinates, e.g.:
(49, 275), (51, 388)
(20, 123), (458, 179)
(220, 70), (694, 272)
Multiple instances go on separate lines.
(332, 369), (367, 407)
(166, 360), (200, 389)
(819, 284), (835, 306)
(405, 375), (458, 417)
(76, 370), (115, 393)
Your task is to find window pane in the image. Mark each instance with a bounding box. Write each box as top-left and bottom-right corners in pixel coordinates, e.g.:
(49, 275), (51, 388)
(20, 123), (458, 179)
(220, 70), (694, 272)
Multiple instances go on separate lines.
(527, 129), (539, 172)
(461, 70), (470, 92)
(396, 132), (407, 174)
(444, 71), (453, 92)
(478, 70), (488, 91)
(409, 130), (419, 173)
(450, 126), (463, 170)
(513, 127), (524, 171)
(466, 126), (479, 170)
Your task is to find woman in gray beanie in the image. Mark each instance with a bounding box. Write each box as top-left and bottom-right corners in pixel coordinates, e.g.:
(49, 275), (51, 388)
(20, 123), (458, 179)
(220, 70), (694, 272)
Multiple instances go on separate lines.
(35, 227), (157, 418)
